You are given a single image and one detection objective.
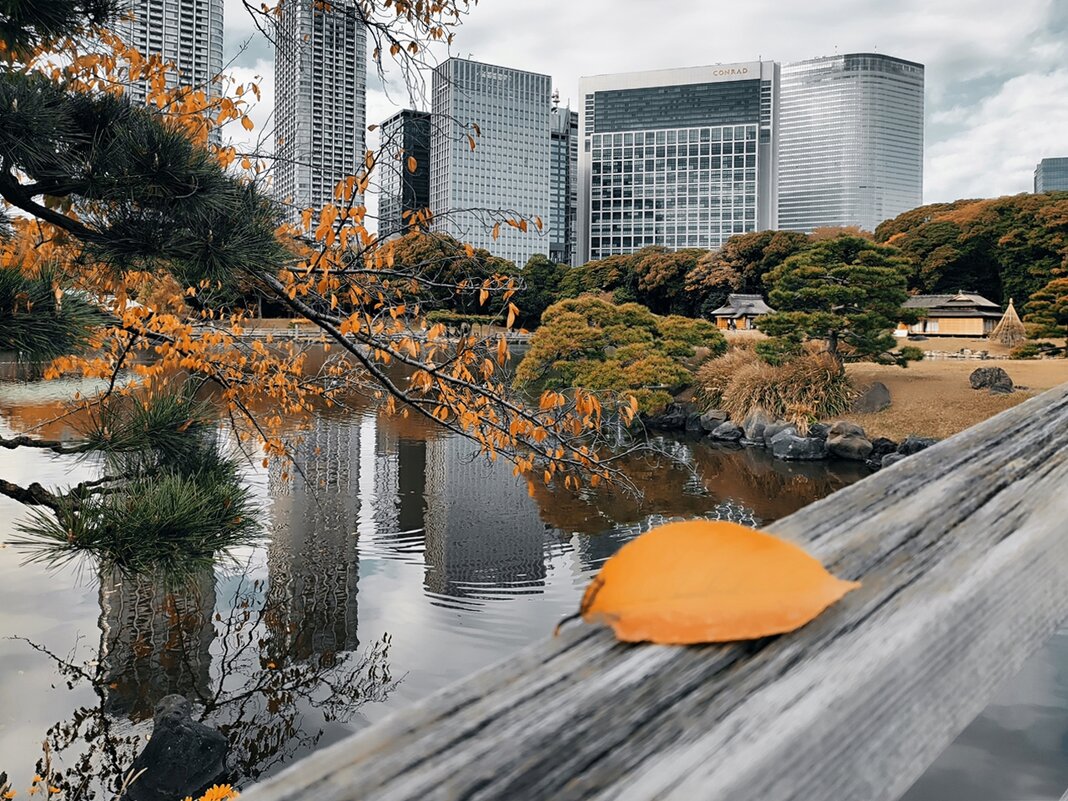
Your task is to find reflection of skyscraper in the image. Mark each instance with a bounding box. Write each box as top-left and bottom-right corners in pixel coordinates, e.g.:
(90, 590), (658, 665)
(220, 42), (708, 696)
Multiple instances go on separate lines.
(266, 415), (362, 659)
(98, 566), (216, 721)
(422, 436), (550, 598)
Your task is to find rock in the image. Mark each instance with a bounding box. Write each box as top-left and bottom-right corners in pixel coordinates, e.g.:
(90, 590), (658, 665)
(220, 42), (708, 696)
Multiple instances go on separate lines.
(699, 410), (729, 432)
(771, 433), (828, 461)
(881, 452), (908, 469)
(807, 422), (831, 440)
(684, 413), (704, 433)
(869, 437), (899, 459)
(643, 403), (689, 431)
(763, 422), (797, 448)
(828, 421), (866, 439)
(969, 367), (1013, 394)
(898, 435), (938, 456)
(126, 695), (228, 801)
(827, 432), (873, 461)
(711, 421), (744, 441)
(742, 409), (774, 442)
(852, 381), (892, 413)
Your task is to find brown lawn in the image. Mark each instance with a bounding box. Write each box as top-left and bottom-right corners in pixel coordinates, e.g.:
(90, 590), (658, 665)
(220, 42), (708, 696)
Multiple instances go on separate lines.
(844, 357), (1068, 441)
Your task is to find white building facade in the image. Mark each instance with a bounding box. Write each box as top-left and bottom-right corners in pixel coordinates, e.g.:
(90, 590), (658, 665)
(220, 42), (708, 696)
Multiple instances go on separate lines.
(577, 62), (780, 264)
(274, 0), (367, 217)
(778, 53), (924, 234)
(116, 0), (224, 107)
(430, 58), (551, 266)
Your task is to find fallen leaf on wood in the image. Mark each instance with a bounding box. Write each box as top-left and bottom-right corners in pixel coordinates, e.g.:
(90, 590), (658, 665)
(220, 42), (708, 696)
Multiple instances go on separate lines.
(572, 520), (860, 644)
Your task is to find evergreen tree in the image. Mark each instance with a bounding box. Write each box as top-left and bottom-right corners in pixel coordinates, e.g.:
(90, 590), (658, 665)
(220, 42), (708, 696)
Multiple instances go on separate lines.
(759, 235), (919, 366)
(1025, 276), (1068, 356)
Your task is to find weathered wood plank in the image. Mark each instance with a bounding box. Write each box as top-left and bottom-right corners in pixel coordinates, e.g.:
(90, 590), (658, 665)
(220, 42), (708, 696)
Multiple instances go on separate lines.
(242, 383), (1068, 801)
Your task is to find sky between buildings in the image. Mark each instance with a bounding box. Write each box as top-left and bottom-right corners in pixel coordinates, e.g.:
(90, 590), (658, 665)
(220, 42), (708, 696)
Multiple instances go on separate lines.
(218, 0), (1068, 209)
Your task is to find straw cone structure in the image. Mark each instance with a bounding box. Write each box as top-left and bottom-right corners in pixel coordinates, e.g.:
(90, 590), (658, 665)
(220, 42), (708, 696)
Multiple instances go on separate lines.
(989, 299), (1027, 346)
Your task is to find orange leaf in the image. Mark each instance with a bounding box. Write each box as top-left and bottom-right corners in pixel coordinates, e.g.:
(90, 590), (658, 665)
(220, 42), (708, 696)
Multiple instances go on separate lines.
(407, 155), (418, 173)
(575, 520), (859, 644)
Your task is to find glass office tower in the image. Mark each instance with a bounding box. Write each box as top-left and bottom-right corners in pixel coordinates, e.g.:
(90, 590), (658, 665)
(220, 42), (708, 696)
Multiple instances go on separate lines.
(275, 0), (367, 217)
(1035, 158), (1068, 193)
(779, 53), (924, 233)
(379, 109), (432, 236)
(578, 62), (779, 264)
(430, 58), (552, 266)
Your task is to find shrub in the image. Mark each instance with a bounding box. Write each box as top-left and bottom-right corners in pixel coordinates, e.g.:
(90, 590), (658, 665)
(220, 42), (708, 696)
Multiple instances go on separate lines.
(697, 350), (855, 426)
(897, 345), (925, 363)
(754, 337), (802, 366)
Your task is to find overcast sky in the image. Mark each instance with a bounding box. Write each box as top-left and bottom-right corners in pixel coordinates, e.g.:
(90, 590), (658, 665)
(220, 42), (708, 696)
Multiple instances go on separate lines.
(220, 0), (1068, 205)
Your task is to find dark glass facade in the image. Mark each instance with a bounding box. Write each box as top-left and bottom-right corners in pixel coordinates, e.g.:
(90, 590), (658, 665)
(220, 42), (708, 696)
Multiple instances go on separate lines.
(549, 106), (578, 264)
(379, 109), (431, 235)
(593, 80), (761, 132)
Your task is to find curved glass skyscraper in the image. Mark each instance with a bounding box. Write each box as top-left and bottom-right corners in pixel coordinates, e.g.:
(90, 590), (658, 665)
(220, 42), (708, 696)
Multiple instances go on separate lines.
(778, 54), (924, 233)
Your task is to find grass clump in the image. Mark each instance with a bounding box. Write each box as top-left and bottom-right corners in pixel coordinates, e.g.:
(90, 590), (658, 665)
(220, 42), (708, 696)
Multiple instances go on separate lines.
(696, 347), (856, 427)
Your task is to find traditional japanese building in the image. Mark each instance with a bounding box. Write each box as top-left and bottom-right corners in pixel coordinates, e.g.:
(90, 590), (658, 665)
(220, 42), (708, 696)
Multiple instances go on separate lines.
(898, 293), (1003, 337)
(709, 293), (775, 330)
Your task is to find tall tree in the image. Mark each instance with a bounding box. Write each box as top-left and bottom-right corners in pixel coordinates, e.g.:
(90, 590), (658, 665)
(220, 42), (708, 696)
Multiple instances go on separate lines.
(1025, 276), (1068, 356)
(759, 235), (919, 366)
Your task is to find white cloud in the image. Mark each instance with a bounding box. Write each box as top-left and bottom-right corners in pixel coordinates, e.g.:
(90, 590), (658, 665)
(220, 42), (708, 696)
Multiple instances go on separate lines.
(218, 0), (1068, 209)
(925, 68), (1068, 201)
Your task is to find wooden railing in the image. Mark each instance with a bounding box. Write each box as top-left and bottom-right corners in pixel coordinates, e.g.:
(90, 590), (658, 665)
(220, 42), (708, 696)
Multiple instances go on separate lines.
(241, 382), (1068, 801)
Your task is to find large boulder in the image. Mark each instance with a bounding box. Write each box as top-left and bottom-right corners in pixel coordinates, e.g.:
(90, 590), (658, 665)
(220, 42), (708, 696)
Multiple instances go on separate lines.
(870, 437), (899, 459)
(742, 409), (774, 443)
(969, 367), (1014, 394)
(763, 422), (797, 448)
(771, 433), (828, 461)
(898, 435), (938, 456)
(807, 422), (831, 440)
(684, 412), (704, 434)
(827, 421), (873, 461)
(126, 695), (228, 801)
(852, 382), (892, 413)
(711, 421), (744, 441)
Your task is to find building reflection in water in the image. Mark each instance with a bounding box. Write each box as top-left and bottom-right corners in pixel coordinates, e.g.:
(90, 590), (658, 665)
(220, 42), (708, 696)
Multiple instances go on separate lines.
(98, 566), (216, 722)
(423, 435), (551, 601)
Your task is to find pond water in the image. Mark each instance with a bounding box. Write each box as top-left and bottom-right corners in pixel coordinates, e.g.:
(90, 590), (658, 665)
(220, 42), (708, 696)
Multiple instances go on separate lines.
(1, 375), (1066, 799)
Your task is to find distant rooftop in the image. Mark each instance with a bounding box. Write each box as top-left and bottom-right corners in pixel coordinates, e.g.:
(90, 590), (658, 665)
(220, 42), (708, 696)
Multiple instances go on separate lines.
(903, 292), (1002, 319)
(710, 293), (775, 318)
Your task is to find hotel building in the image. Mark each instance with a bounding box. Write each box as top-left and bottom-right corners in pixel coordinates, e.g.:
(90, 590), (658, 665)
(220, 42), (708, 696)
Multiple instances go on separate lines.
(577, 61), (780, 263)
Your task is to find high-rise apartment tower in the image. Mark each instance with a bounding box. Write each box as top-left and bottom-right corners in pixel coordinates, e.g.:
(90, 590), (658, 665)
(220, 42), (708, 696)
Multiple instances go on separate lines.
(778, 53), (924, 233)
(578, 62), (780, 264)
(379, 109), (432, 236)
(116, 0), (224, 109)
(549, 102), (579, 265)
(275, 0), (367, 216)
(1035, 158), (1068, 193)
(430, 58), (551, 266)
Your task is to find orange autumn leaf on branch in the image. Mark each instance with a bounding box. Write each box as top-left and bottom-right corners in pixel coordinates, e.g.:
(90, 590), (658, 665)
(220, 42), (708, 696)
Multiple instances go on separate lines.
(575, 520), (859, 644)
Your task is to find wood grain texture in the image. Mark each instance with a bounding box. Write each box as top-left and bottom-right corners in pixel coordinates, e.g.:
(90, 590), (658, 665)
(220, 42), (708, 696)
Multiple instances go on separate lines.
(242, 383), (1068, 801)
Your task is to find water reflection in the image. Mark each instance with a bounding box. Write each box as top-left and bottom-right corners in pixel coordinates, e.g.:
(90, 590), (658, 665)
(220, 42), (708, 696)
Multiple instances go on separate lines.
(13, 374), (1056, 800)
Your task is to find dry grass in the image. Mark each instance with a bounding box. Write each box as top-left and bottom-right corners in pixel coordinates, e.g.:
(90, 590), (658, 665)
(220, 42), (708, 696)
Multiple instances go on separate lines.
(846, 358), (1068, 440)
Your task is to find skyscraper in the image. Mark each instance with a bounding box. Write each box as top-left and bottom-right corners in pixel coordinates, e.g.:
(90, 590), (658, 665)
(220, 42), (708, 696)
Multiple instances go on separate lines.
(578, 62), (780, 264)
(430, 58), (552, 266)
(116, 0), (224, 105)
(275, 0), (367, 217)
(549, 102), (579, 265)
(1035, 158), (1068, 193)
(778, 54), (924, 233)
(379, 109), (432, 236)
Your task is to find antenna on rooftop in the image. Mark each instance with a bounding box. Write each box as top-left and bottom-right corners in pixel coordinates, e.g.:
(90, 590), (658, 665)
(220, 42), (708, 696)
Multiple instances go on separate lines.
(552, 89), (561, 109)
